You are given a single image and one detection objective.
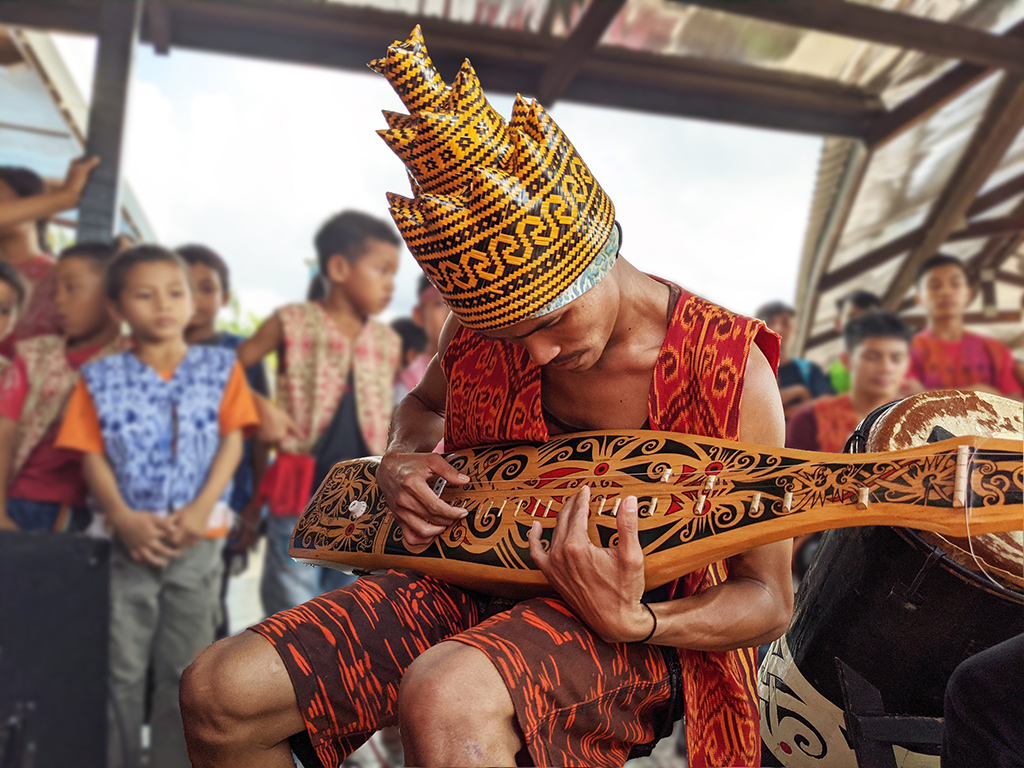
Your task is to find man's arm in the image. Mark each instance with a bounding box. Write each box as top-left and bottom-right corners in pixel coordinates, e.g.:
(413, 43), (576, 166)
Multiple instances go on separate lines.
(530, 344), (794, 649)
(376, 315), (470, 546)
(236, 314), (301, 442)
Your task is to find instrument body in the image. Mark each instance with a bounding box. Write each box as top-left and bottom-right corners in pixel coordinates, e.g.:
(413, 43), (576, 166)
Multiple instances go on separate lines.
(292, 392), (1022, 598)
(759, 390), (1024, 768)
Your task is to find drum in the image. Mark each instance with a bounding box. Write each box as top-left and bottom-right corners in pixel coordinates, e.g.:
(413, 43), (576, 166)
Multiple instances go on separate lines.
(759, 390), (1024, 768)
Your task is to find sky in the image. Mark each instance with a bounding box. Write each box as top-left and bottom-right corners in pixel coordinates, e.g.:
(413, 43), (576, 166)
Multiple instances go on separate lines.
(52, 33), (822, 324)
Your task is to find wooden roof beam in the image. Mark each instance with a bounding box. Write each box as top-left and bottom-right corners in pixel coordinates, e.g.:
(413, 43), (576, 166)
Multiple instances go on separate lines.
(0, 0), (881, 137)
(677, 0), (1024, 74)
(864, 20), (1024, 149)
(881, 74), (1024, 308)
(536, 0), (627, 106)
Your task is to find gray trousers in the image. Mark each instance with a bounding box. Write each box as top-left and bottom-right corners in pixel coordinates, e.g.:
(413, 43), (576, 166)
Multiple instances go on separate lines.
(107, 537), (223, 768)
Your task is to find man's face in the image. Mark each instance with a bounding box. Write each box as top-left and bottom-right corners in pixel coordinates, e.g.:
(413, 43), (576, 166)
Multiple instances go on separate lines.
(918, 264), (971, 321)
(848, 336), (910, 400)
(483, 271), (618, 373)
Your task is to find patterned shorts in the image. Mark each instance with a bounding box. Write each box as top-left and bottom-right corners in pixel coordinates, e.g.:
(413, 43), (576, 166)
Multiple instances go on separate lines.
(250, 569), (681, 768)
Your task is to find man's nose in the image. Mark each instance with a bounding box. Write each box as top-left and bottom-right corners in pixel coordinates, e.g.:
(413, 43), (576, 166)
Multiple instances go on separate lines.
(524, 338), (560, 367)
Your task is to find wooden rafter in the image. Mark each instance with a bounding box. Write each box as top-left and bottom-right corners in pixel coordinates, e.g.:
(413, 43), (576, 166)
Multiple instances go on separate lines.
(948, 214), (1024, 242)
(146, 0), (171, 55)
(881, 74), (1024, 308)
(677, 0), (1024, 74)
(536, 0), (627, 106)
(0, 0), (884, 137)
(816, 172), (1024, 293)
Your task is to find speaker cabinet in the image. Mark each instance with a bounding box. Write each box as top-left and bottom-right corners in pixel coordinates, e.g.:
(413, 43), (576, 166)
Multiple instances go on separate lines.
(0, 533), (109, 768)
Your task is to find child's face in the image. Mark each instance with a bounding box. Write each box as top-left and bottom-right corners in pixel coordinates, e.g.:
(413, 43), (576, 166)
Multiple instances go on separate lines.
(187, 262), (227, 332)
(415, 289), (451, 351)
(55, 256), (111, 342)
(918, 264), (971, 321)
(848, 336), (910, 400)
(332, 238), (399, 316)
(115, 261), (194, 343)
(0, 279), (20, 340)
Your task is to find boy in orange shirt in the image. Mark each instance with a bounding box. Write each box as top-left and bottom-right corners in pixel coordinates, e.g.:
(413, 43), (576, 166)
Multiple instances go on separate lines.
(0, 242), (123, 532)
(56, 246), (259, 768)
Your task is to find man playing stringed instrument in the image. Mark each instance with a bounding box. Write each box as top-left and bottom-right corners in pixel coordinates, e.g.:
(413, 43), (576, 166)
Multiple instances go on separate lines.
(181, 27), (794, 768)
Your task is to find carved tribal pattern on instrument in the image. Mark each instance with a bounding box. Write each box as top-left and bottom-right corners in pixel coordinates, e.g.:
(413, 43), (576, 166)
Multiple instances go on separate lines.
(292, 430), (1023, 596)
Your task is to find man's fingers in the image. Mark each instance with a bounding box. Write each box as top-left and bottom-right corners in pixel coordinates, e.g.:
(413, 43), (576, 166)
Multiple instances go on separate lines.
(616, 496), (644, 566)
(403, 476), (467, 523)
(396, 512), (446, 545)
(148, 537), (181, 560)
(528, 520), (549, 571)
(551, 485), (590, 551)
(427, 454), (470, 486)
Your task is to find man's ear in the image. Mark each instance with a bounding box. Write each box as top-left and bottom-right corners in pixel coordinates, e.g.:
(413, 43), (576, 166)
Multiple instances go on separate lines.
(221, 290), (231, 308)
(840, 351), (850, 368)
(412, 304), (424, 328)
(912, 289), (923, 307)
(106, 300), (124, 325)
(325, 254), (350, 284)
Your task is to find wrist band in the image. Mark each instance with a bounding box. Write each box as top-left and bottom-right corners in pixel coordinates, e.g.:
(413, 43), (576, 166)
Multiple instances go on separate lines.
(635, 602), (657, 644)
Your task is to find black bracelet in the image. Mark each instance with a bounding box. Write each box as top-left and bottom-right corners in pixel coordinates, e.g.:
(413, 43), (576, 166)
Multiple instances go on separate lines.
(635, 602), (657, 644)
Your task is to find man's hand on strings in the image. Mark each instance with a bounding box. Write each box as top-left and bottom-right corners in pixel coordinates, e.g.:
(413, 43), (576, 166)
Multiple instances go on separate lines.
(528, 486), (653, 644)
(378, 450), (469, 546)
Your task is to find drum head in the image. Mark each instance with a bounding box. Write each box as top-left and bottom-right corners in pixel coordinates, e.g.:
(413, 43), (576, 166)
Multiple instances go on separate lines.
(866, 389), (1024, 596)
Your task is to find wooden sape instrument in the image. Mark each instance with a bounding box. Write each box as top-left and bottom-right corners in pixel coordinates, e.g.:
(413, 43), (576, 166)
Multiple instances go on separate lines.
(291, 390), (1023, 598)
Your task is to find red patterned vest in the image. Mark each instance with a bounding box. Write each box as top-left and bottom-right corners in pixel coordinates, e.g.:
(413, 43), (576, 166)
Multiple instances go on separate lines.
(812, 393), (861, 453)
(442, 288), (780, 767)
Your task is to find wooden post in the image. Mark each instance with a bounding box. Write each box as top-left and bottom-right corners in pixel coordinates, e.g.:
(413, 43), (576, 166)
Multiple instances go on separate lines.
(77, 0), (142, 243)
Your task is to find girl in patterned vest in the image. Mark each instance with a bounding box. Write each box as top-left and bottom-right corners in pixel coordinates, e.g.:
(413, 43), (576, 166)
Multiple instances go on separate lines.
(56, 246), (259, 768)
(0, 242), (123, 533)
(237, 210), (402, 615)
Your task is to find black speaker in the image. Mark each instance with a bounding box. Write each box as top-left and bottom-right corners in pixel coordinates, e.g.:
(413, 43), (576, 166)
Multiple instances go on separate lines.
(0, 532), (109, 768)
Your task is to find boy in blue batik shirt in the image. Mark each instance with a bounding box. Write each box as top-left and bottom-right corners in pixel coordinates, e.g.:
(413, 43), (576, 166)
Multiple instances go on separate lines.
(57, 245), (259, 768)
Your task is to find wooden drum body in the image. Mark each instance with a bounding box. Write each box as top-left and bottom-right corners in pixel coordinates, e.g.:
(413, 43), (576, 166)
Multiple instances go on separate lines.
(759, 391), (1024, 768)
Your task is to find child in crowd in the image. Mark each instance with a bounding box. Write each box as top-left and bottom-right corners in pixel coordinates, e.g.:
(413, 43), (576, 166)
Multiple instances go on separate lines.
(787, 312), (912, 453)
(910, 255), (1023, 397)
(393, 273), (451, 403)
(828, 289), (881, 394)
(391, 316), (426, 402)
(0, 158), (99, 357)
(239, 210), (401, 615)
(0, 242), (124, 532)
(0, 261), (27, 367)
(179, 243), (271, 634)
(757, 300), (834, 418)
(55, 246), (259, 768)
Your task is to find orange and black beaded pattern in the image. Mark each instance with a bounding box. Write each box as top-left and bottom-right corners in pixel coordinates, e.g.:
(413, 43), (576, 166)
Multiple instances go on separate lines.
(370, 26), (616, 330)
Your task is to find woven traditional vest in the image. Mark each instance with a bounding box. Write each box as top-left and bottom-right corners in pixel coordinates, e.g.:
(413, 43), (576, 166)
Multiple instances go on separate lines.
(812, 393), (861, 453)
(442, 288), (779, 768)
(276, 303), (400, 456)
(11, 334), (127, 477)
(81, 347), (235, 513)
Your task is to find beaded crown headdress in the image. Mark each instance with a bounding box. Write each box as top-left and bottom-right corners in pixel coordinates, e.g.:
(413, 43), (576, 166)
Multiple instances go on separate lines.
(370, 26), (617, 330)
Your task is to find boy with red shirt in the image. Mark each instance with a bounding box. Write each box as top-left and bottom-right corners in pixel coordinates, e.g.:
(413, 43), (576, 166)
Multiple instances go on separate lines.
(0, 241), (124, 532)
(910, 255), (1022, 397)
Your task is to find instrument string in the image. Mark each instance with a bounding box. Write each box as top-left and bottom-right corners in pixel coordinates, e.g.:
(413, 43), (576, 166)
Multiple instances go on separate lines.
(963, 489), (1011, 591)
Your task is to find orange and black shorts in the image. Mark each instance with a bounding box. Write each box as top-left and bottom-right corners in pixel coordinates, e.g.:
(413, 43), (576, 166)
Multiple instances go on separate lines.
(251, 569), (682, 768)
